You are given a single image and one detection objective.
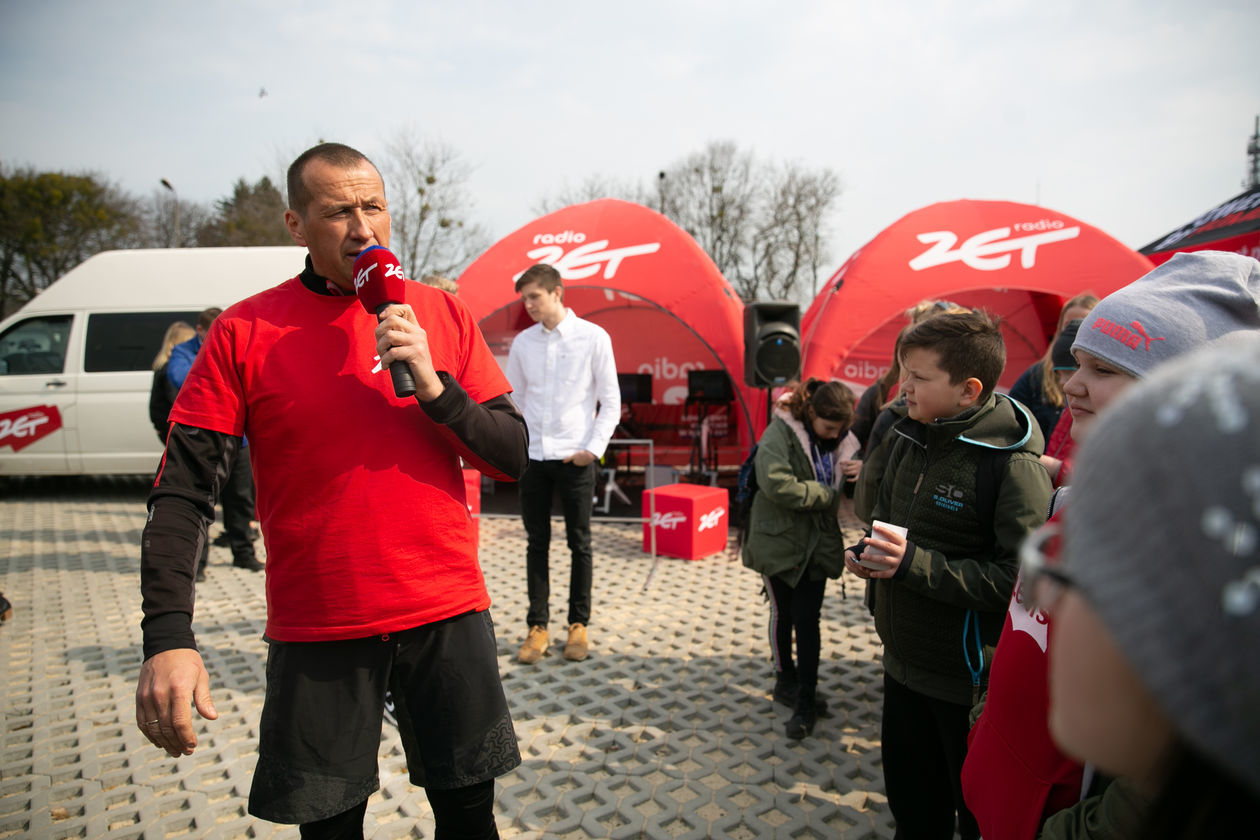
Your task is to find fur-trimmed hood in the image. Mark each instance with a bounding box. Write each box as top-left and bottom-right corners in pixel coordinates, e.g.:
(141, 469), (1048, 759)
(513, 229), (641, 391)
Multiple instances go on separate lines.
(771, 406), (841, 487)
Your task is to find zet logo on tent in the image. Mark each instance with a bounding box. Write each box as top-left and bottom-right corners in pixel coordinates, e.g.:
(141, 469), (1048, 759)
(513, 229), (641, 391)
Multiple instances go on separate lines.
(909, 221), (1080, 272)
(521, 234), (662, 281)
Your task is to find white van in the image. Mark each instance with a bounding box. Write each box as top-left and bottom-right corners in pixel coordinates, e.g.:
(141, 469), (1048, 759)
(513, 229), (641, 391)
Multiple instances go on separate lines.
(0, 246), (308, 475)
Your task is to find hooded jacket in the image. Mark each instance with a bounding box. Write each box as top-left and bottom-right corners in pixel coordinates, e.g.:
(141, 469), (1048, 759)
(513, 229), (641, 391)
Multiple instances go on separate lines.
(869, 392), (1052, 705)
(741, 408), (845, 585)
(853, 398), (910, 524)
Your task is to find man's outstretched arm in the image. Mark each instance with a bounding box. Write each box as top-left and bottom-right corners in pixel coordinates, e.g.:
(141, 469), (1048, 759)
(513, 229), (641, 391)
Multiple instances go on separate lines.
(137, 423), (237, 756)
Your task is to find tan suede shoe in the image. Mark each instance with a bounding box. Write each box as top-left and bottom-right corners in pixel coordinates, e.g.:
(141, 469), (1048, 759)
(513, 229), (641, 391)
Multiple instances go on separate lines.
(517, 625), (549, 664)
(563, 622), (589, 661)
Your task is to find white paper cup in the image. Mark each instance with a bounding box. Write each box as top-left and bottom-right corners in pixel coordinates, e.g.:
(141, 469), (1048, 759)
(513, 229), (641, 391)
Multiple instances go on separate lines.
(858, 520), (909, 570)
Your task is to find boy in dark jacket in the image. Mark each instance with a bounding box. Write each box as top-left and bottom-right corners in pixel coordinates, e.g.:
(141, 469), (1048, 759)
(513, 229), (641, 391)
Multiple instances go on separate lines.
(845, 311), (1052, 840)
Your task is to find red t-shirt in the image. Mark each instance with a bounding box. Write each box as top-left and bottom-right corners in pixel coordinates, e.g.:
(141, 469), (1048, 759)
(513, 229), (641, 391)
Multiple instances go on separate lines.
(170, 276), (510, 641)
(962, 508), (1083, 840)
(1046, 409), (1076, 488)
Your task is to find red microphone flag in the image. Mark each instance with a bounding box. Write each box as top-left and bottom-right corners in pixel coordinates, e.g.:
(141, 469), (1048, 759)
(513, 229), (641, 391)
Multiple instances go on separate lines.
(352, 246), (408, 314)
(351, 245), (417, 397)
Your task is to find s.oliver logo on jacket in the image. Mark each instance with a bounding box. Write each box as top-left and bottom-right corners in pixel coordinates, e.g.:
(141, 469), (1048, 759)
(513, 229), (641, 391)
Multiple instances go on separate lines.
(0, 405), (63, 451)
(933, 482), (966, 513)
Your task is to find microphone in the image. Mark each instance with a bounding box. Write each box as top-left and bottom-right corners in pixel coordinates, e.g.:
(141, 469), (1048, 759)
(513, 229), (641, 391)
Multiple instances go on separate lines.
(353, 245), (417, 398)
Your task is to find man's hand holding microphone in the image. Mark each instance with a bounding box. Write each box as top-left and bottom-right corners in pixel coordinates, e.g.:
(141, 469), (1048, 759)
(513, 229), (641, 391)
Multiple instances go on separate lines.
(353, 246), (444, 402)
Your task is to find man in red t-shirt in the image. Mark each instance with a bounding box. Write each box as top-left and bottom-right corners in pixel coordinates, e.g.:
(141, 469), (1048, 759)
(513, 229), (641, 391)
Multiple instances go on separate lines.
(134, 143), (528, 839)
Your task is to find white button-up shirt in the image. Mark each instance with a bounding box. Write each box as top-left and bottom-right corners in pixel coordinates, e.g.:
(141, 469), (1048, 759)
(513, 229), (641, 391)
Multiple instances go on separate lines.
(505, 308), (621, 461)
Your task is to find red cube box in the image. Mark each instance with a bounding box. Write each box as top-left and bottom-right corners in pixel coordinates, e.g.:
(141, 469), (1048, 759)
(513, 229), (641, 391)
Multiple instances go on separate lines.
(642, 483), (729, 560)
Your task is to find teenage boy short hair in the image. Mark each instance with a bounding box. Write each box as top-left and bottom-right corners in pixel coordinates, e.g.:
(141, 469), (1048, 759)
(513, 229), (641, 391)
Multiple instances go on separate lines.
(900, 310), (1006, 401)
(515, 263), (563, 294)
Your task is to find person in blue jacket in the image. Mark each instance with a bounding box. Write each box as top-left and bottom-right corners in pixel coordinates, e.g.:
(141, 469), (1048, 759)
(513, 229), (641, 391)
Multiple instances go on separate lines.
(167, 307), (261, 577)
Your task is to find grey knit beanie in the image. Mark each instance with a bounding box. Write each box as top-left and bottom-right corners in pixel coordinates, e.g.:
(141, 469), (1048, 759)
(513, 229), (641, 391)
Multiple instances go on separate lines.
(1071, 251), (1260, 378)
(1066, 333), (1260, 794)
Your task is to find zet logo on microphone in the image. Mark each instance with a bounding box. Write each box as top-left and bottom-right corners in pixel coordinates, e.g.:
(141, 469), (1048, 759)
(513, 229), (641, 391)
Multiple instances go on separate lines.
(353, 261), (377, 293)
(353, 252), (406, 292)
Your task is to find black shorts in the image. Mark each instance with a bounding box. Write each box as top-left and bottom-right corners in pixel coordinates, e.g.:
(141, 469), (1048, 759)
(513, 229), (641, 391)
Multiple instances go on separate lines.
(248, 610), (521, 825)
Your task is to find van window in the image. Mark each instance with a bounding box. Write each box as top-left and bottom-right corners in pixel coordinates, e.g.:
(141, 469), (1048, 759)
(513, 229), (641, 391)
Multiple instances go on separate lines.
(0, 315), (73, 375)
(85, 312), (201, 373)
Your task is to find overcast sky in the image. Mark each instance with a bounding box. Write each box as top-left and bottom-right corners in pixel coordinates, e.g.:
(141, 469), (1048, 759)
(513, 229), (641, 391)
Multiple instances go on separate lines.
(2, 1), (1257, 271)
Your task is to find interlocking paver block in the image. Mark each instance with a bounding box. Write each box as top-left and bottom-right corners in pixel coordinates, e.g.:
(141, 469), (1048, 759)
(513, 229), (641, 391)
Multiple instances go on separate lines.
(1, 477), (894, 838)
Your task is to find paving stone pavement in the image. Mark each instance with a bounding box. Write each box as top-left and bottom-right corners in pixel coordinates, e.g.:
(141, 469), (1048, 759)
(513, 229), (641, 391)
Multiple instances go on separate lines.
(0, 477), (896, 839)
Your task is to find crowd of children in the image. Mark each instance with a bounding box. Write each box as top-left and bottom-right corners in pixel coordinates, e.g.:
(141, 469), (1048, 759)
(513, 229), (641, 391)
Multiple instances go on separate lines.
(743, 250), (1260, 839)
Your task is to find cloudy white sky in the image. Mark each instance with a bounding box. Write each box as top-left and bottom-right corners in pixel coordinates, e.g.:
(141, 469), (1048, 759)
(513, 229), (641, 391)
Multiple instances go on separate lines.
(2, 1), (1257, 271)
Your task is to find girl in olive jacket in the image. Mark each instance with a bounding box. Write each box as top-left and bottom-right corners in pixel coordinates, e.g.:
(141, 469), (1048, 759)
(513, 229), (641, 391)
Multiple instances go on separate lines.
(742, 378), (855, 740)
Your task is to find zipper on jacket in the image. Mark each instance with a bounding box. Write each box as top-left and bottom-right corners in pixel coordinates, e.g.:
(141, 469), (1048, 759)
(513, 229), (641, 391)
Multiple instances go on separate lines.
(903, 449), (929, 529)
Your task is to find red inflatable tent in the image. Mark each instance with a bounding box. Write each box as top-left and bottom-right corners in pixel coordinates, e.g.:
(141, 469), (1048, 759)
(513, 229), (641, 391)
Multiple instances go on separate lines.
(457, 198), (755, 468)
(1139, 186), (1260, 266)
(801, 200), (1154, 392)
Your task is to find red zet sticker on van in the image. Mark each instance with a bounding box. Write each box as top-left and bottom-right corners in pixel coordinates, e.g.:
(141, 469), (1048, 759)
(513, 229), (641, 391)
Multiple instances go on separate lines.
(0, 405), (63, 451)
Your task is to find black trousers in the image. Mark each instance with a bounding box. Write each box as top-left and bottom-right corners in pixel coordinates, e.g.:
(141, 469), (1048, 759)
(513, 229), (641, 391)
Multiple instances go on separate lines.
(298, 781), (498, 840)
(881, 672), (980, 840)
(765, 574), (826, 689)
(519, 459), (596, 628)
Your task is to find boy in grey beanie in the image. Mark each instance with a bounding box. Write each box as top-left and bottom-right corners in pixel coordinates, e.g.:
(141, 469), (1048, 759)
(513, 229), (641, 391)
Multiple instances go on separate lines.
(1064, 250), (1260, 442)
(1072, 250), (1260, 379)
(1049, 335), (1260, 836)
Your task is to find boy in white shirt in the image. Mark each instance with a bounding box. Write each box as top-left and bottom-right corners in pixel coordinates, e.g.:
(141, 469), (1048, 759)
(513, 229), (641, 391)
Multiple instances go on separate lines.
(506, 263), (620, 663)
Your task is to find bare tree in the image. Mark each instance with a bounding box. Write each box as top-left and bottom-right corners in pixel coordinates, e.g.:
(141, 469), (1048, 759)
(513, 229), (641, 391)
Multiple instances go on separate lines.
(532, 174), (649, 217)
(378, 130), (490, 278)
(143, 185), (216, 248)
(144, 189), (211, 248)
(748, 161), (840, 301)
(659, 141), (760, 294)
(531, 140), (841, 302)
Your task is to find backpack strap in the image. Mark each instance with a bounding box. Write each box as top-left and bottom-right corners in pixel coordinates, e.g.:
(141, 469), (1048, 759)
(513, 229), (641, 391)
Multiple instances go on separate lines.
(973, 446), (1012, 535)
(733, 442), (760, 548)
(964, 446), (1013, 691)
